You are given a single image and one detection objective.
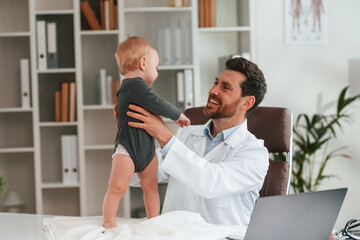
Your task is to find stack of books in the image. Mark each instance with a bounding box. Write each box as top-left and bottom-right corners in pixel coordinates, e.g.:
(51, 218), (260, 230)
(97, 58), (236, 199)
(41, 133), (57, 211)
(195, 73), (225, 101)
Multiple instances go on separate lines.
(55, 82), (76, 122)
(198, 0), (216, 28)
(80, 0), (118, 30)
(168, 0), (191, 7)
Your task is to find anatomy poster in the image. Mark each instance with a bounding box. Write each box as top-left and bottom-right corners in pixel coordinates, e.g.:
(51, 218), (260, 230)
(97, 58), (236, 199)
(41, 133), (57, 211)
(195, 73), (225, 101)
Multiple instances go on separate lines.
(285, 0), (329, 45)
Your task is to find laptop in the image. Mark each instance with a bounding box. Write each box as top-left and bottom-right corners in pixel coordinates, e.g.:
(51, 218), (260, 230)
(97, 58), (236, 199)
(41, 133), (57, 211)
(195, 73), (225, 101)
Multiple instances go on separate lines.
(242, 188), (347, 240)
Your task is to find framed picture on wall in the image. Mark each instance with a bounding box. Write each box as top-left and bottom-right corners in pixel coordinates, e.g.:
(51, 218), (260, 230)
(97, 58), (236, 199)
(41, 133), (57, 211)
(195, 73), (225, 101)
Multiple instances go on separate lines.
(284, 0), (329, 45)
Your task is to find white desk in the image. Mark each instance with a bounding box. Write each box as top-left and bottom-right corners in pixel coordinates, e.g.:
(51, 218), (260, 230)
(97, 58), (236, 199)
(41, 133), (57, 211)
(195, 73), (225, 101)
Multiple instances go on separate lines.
(0, 212), (50, 240)
(0, 212), (243, 240)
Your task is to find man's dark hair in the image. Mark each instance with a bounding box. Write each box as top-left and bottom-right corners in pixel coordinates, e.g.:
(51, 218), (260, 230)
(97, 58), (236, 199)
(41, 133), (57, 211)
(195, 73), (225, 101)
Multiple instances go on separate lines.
(225, 57), (267, 116)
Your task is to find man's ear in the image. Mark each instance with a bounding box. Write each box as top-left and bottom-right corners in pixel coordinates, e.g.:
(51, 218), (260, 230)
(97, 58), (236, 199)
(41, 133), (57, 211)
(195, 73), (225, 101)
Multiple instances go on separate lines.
(241, 96), (255, 112)
(139, 56), (146, 71)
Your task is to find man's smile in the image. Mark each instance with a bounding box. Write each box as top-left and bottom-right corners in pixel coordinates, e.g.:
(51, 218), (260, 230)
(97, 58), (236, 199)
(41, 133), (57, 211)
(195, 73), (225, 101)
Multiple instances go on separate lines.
(207, 95), (221, 107)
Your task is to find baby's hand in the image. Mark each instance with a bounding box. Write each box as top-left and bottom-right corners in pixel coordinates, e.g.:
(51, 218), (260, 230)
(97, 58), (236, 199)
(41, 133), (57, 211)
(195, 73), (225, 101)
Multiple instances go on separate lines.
(176, 113), (191, 128)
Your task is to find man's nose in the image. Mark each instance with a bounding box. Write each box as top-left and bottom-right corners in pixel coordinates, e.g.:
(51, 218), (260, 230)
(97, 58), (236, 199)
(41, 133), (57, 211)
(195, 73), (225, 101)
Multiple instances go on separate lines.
(209, 85), (219, 96)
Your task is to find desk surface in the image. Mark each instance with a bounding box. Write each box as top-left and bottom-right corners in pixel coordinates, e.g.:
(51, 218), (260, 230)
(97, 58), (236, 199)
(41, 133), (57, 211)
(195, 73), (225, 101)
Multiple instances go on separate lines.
(0, 212), (50, 240)
(0, 212), (244, 240)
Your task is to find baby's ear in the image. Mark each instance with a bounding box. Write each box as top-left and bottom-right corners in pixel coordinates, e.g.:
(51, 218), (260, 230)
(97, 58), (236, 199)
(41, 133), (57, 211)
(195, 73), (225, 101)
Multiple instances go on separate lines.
(139, 56), (146, 71)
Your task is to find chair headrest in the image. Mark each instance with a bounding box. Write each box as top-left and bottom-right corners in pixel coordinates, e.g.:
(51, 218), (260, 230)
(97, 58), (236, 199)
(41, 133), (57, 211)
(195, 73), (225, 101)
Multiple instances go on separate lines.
(247, 107), (291, 153)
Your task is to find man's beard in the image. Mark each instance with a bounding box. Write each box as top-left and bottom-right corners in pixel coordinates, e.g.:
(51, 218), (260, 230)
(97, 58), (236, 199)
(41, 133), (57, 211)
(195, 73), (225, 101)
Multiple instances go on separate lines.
(203, 94), (241, 119)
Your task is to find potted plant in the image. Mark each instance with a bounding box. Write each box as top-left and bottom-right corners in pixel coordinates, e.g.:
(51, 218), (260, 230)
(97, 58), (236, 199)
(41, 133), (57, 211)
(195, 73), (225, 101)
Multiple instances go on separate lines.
(273, 87), (360, 193)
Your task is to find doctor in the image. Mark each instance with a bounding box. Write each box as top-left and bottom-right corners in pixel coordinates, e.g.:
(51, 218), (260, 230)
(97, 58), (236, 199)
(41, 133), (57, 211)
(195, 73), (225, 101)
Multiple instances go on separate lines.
(124, 57), (269, 226)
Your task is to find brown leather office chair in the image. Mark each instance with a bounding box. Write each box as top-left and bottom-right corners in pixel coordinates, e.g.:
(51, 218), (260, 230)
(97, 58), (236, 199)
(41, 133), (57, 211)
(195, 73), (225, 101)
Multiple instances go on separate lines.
(184, 106), (292, 197)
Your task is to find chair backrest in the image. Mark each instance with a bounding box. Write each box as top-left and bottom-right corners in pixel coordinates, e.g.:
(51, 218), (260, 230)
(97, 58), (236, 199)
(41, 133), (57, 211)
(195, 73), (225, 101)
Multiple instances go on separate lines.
(184, 106), (292, 197)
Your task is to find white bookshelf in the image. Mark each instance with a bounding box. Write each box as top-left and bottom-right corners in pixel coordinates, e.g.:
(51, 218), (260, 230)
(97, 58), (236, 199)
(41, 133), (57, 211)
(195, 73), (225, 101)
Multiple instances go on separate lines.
(37, 68), (77, 74)
(0, 0), (255, 217)
(0, 108), (33, 113)
(0, 32), (31, 37)
(35, 10), (75, 15)
(80, 30), (118, 36)
(39, 122), (78, 127)
(41, 182), (80, 189)
(196, 0), (254, 105)
(198, 26), (251, 32)
(124, 7), (192, 13)
(0, 147), (35, 154)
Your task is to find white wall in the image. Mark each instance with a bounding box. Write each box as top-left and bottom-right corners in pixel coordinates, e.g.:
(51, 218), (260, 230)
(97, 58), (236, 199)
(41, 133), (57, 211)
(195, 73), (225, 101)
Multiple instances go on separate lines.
(255, 0), (360, 229)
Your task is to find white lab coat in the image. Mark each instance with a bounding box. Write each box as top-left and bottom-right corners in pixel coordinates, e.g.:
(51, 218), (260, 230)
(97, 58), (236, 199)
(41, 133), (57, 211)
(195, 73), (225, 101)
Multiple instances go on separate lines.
(132, 120), (269, 226)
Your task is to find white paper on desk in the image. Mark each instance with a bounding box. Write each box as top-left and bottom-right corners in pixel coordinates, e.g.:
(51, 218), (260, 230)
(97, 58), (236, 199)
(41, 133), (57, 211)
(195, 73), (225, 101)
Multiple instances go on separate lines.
(43, 210), (246, 240)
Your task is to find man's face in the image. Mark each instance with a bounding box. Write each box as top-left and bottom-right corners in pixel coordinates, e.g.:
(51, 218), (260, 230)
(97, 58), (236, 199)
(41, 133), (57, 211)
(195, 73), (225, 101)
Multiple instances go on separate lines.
(203, 70), (246, 119)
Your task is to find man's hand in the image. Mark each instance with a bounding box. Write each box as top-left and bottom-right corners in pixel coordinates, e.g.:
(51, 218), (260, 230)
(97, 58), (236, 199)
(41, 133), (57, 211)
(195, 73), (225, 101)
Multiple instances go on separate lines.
(127, 104), (173, 147)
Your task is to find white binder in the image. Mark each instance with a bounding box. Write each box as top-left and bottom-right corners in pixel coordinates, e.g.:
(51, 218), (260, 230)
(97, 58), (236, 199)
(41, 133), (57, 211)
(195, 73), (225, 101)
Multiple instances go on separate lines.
(163, 26), (172, 65)
(61, 135), (78, 184)
(173, 21), (182, 65)
(176, 71), (185, 111)
(36, 20), (47, 70)
(184, 69), (194, 109)
(99, 69), (107, 105)
(68, 135), (79, 184)
(61, 135), (71, 184)
(106, 75), (113, 105)
(20, 59), (31, 108)
(46, 21), (58, 68)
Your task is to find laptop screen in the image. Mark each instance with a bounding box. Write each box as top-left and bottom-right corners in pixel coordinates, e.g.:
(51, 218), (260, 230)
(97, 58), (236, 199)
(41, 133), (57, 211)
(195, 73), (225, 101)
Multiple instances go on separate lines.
(243, 188), (347, 240)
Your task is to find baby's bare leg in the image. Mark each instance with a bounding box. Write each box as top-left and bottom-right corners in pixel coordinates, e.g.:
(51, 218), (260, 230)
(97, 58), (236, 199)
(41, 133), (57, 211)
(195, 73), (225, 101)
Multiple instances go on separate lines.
(136, 154), (160, 218)
(103, 155), (134, 228)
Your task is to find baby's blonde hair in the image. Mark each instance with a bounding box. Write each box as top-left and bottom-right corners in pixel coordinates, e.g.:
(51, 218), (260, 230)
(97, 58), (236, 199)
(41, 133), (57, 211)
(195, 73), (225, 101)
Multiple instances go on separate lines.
(115, 36), (154, 75)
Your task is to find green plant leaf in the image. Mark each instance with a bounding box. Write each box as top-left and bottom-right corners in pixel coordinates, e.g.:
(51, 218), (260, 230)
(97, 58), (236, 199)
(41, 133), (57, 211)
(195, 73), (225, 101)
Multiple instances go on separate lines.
(291, 86), (360, 193)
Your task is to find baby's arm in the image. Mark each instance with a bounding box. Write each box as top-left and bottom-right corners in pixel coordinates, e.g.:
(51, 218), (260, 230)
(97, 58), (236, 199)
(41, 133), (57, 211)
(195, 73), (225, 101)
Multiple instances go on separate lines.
(130, 79), (188, 124)
(176, 113), (191, 128)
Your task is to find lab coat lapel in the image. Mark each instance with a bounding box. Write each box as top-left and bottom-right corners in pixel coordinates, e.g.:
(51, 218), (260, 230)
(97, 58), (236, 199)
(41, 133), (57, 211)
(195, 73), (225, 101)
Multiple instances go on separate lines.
(190, 123), (207, 158)
(204, 143), (223, 162)
(194, 136), (207, 158)
(224, 119), (248, 149)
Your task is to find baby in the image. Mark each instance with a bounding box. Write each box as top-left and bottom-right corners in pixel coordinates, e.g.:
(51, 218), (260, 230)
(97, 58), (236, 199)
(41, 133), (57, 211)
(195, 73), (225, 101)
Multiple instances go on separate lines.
(102, 36), (190, 229)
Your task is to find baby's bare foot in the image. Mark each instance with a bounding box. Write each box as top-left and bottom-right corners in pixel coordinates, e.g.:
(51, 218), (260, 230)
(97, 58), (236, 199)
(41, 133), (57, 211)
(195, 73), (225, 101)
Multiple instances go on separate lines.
(102, 223), (116, 230)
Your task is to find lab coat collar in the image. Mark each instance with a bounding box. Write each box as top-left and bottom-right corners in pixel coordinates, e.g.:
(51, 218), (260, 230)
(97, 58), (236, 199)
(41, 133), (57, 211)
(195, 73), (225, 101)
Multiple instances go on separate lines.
(190, 119), (248, 149)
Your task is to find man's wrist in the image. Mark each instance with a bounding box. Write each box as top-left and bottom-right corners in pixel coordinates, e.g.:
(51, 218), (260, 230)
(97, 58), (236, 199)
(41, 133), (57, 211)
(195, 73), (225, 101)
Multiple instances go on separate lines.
(160, 135), (176, 157)
(158, 129), (173, 148)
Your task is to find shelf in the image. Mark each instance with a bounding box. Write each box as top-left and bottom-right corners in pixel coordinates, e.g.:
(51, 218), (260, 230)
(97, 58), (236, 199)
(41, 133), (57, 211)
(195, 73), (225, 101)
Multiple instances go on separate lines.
(0, 108), (33, 113)
(0, 36), (30, 108)
(0, 32), (30, 37)
(84, 144), (114, 151)
(40, 126), (77, 184)
(83, 105), (114, 110)
(124, 7), (192, 13)
(158, 65), (194, 70)
(39, 122), (78, 127)
(42, 188), (80, 216)
(35, 9), (74, 15)
(80, 30), (119, 36)
(0, 147), (34, 154)
(37, 68), (76, 74)
(41, 182), (80, 189)
(0, 112), (33, 148)
(198, 26), (251, 33)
